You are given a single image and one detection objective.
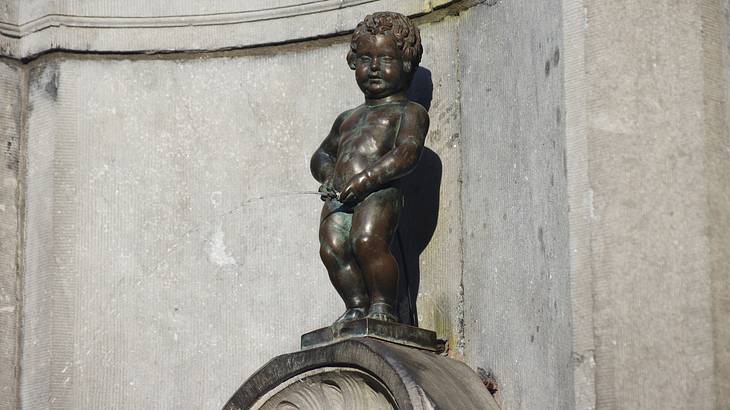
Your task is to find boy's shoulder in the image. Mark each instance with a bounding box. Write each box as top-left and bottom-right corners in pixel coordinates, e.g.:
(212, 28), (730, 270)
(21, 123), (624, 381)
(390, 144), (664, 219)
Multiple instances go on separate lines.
(334, 101), (428, 123)
(403, 100), (429, 118)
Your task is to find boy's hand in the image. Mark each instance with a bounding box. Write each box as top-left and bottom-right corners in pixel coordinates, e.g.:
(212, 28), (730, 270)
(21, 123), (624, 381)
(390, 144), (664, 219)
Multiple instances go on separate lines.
(318, 182), (338, 201)
(340, 172), (375, 204)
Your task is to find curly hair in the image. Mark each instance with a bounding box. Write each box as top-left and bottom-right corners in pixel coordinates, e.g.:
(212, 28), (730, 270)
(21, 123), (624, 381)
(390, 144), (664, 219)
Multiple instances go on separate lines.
(347, 12), (423, 74)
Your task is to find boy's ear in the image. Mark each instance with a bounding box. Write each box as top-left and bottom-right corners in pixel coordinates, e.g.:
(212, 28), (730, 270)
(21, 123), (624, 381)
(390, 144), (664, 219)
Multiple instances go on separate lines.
(403, 61), (413, 73)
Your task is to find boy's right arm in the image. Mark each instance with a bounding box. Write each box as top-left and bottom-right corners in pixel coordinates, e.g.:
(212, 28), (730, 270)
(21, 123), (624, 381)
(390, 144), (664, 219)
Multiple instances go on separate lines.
(310, 110), (349, 184)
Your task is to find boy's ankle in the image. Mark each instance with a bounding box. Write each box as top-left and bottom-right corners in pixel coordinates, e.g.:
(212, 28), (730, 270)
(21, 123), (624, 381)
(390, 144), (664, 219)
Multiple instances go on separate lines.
(366, 302), (398, 322)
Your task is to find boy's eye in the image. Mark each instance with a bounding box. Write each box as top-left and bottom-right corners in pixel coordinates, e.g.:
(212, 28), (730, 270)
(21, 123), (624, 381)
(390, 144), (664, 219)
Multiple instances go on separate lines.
(358, 56), (371, 64)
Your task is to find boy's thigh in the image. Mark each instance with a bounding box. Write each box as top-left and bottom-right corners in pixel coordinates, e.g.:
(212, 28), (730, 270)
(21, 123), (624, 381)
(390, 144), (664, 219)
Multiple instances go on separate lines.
(351, 187), (402, 240)
(319, 205), (353, 250)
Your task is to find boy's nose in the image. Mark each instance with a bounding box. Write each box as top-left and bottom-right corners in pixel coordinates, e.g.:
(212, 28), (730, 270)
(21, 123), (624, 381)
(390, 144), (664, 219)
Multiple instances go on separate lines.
(370, 58), (381, 70)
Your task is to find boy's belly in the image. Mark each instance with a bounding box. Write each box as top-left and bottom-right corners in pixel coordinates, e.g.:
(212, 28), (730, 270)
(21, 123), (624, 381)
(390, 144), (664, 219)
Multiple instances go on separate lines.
(331, 153), (379, 191)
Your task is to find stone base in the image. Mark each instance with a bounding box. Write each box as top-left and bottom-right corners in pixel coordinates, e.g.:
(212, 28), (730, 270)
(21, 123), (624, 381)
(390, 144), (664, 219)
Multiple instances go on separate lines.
(300, 318), (440, 352)
(223, 337), (499, 410)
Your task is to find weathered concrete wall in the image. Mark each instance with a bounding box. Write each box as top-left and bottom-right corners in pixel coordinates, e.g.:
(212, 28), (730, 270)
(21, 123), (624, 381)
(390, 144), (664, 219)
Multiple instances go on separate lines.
(459, 1), (573, 409)
(0, 58), (21, 410)
(20, 49), (351, 409)
(562, 0), (730, 408)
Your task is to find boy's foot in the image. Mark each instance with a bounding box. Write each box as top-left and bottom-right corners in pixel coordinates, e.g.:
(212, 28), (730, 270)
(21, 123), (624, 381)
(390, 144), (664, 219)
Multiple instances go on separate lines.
(366, 303), (398, 322)
(333, 307), (367, 324)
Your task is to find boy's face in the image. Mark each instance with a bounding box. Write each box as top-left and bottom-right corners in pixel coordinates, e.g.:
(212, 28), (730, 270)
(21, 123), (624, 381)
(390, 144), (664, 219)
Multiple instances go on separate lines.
(353, 34), (407, 99)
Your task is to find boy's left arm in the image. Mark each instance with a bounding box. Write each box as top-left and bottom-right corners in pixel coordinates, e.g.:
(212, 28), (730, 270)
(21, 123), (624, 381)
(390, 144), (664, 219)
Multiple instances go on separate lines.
(340, 104), (429, 204)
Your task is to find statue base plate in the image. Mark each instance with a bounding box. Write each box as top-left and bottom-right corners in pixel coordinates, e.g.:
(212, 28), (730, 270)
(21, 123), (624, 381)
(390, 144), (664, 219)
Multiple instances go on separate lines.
(301, 318), (440, 351)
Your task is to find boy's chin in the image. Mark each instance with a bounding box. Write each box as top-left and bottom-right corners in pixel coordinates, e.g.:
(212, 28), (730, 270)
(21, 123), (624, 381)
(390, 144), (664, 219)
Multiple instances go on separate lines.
(363, 89), (400, 99)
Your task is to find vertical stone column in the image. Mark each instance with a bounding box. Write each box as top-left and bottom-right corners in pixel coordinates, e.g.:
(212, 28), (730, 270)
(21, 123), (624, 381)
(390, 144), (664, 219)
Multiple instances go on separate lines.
(561, 0), (596, 407)
(21, 60), (80, 410)
(702, 0), (730, 403)
(459, 1), (574, 408)
(563, 0), (730, 408)
(0, 58), (21, 410)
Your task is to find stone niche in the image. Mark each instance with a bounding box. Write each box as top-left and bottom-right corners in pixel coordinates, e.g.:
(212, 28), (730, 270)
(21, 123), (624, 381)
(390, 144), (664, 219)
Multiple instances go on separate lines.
(3, 0), (575, 409)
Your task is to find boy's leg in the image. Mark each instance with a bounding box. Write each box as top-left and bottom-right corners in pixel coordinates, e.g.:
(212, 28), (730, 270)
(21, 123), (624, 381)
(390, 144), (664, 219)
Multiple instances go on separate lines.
(350, 187), (403, 322)
(319, 203), (369, 322)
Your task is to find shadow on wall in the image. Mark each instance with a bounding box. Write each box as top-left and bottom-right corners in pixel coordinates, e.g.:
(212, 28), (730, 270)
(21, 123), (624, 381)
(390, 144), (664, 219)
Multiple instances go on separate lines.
(407, 66), (433, 111)
(394, 66), (441, 326)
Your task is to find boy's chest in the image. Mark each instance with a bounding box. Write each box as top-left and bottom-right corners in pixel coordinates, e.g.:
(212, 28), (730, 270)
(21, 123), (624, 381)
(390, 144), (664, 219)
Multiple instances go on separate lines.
(339, 108), (403, 150)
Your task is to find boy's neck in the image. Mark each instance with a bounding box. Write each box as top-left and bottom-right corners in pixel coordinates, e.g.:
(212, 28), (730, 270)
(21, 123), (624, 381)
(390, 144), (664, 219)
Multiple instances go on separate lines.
(365, 92), (408, 106)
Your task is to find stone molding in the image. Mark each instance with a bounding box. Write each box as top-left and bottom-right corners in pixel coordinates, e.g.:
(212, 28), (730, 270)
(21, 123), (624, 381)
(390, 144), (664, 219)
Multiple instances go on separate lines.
(0, 0), (456, 59)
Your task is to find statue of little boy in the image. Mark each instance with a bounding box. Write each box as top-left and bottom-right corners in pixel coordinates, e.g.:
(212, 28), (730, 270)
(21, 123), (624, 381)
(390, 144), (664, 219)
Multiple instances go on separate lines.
(310, 12), (429, 323)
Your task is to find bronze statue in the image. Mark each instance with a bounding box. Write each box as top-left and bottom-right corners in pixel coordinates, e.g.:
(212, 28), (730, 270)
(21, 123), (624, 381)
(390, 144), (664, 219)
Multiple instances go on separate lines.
(310, 12), (429, 324)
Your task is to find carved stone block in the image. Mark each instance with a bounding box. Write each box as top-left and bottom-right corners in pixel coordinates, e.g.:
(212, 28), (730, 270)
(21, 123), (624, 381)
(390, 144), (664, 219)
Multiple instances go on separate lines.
(223, 338), (499, 410)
